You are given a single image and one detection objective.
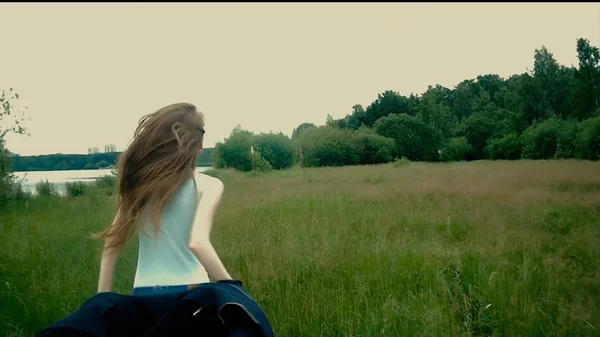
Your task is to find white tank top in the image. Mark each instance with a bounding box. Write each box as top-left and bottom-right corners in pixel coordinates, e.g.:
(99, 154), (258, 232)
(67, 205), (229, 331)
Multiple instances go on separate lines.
(133, 174), (210, 288)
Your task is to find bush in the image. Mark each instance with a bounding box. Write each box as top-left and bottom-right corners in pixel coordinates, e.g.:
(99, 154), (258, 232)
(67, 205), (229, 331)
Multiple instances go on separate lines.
(253, 132), (296, 170)
(521, 118), (561, 159)
(214, 127), (299, 172)
(393, 156), (411, 167)
(485, 133), (523, 160)
(297, 126), (396, 168)
(0, 88), (30, 208)
(373, 114), (443, 162)
(354, 132), (396, 165)
(0, 141), (26, 207)
(94, 175), (117, 196)
(555, 119), (581, 159)
(251, 152), (272, 172)
(36, 179), (58, 196)
(442, 137), (473, 162)
(298, 127), (359, 167)
(94, 175), (116, 189)
(213, 126), (254, 172)
(576, 115), (600, 160)
(66, 181), (87, 198)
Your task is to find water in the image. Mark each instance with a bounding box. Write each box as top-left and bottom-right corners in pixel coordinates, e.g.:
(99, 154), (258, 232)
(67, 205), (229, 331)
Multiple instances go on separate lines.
(12, 167), (213, 196)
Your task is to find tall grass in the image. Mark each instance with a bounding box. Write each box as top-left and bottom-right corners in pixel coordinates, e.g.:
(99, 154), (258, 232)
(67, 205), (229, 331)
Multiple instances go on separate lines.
(1, 161), (599, 337)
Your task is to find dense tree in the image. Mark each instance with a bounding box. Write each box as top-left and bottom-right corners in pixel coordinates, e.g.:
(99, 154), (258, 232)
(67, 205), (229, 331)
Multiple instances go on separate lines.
(214, 38), (600, 170)
(362, 90), (416, 127)
(572, 38), (600, 120)
(315, 37), (600, 164)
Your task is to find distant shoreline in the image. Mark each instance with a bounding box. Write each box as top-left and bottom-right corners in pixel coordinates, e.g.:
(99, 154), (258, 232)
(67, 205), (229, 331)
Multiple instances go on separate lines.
(11, 165), (213, 173)
(10, 149), (215, 172)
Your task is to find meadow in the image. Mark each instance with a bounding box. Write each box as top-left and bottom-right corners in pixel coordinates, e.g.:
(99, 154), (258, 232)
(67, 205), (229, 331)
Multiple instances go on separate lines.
(1, 160), (599, 337)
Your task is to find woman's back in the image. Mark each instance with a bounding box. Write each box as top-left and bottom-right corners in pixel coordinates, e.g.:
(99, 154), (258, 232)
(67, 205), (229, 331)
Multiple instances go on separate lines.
(133, 175), (209, 288)
(96, 103), (232, 295)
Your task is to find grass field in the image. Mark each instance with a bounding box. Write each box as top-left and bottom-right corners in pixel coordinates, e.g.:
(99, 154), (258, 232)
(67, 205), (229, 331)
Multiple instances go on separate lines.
(1, 160), (599, 337)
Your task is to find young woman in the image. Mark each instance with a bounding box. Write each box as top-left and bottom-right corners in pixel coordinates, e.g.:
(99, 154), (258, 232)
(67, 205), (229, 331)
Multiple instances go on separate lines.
(94, 102), (232, 296)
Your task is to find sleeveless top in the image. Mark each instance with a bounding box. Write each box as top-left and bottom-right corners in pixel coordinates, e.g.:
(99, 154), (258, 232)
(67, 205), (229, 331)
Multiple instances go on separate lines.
(133, 175), (210, 288)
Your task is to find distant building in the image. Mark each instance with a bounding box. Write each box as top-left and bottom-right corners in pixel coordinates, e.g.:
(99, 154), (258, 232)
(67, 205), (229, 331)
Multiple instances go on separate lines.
(104, 144), (117, 153)
(88, 148), (93, 154)
(93, 147), (99, 154)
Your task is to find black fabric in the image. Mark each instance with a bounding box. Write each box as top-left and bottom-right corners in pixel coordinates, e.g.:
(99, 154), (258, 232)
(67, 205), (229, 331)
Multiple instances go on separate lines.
(35, 280), (274, 337)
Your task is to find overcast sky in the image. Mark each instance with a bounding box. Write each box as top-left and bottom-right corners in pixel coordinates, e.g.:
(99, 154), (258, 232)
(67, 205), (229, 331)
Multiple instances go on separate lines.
(1, 3), (599, 156)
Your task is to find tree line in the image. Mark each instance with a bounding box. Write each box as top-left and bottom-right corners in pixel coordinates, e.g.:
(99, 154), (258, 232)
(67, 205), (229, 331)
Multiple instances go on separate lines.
(213, 38), (600, 172)
(10, 148), (215, 172)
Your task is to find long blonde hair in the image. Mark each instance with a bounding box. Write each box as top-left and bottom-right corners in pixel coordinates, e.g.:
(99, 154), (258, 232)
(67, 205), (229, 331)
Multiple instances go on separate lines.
(95, 103), (205, 248)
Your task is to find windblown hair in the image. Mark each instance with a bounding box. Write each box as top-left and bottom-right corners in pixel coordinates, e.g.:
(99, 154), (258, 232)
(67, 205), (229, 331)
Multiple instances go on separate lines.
(95, 103), (205, 249)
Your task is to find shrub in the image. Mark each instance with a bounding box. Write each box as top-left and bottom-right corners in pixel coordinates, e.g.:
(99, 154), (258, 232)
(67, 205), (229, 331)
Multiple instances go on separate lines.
(555, 119), (581, 159)
(521, 118), (561, 159)
(442, 137), (473, 162)
(298, 127), (360, 167)
(213, 126), (254, 172)
(354, 132), (396, 165)
(485, 133), (523, 160)
(576, 115), (600, 160)
(253, 132), (296, 170)
(66, 181), (87, 198)
(251, 152), (273, 172)
(36, 179), (58, 196)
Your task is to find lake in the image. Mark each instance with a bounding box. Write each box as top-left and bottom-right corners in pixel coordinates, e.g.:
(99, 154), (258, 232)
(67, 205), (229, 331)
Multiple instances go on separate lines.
(12, 167), (213, 196)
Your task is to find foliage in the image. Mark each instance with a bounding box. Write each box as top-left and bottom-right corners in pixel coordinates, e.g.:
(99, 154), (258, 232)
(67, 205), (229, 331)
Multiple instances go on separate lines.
(521, 118), (562, 159)
(297, 127), (360, 167)
(291, 122), (316, 139)
(0, 88), (29, 208)
(373, 114), (443, 162)
(283, 37), (600, 166)
(36, 179), (58, 196)
(66, 181), (88, 198)
(485, 134), (523, 160)
(576, 114), (600, 160)
(213, 126), (255, 172)
(251, 152), (273, 172)
(253, 132), (296, 170)
(555, 119), (581, 159)
(442, 137), (473, 162)
(353, 131), (396, 165)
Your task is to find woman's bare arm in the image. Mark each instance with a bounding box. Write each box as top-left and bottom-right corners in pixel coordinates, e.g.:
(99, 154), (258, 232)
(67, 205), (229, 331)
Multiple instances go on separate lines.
(189, 172), (232, 281)
(97, 212), (125, 292)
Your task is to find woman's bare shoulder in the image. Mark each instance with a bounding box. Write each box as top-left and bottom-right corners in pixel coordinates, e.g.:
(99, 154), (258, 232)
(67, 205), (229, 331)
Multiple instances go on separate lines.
(193, 171), (224, 195)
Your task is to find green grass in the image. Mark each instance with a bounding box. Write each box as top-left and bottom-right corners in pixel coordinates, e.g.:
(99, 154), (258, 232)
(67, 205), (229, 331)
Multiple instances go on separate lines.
(1, 160), (600, 337)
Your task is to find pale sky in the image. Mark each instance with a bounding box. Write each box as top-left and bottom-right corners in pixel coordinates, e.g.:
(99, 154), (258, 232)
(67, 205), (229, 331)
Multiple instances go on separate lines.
(1, 3), (599, 156)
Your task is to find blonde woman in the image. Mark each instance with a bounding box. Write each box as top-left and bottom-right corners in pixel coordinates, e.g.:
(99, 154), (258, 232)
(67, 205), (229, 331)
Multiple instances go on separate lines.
(94, 103), (232, 296)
